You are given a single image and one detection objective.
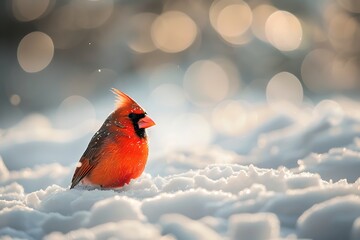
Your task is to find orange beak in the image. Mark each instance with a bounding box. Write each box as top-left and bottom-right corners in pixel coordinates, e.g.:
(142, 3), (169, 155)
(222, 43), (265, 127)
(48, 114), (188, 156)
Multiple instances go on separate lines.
(138, 116), (156, 129)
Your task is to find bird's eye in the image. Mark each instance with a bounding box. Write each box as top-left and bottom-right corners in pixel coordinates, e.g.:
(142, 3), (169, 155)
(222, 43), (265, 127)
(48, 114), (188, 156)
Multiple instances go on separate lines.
(128, 113), (135, 119)
(128, 113), (146, 120)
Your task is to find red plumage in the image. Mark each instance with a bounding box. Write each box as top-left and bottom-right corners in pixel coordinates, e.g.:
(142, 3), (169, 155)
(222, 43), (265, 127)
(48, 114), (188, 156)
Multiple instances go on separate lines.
(70, 89), (155, 189)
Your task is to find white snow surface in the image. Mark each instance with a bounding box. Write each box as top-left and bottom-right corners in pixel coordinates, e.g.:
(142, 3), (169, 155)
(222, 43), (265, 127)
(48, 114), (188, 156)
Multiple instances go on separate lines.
(1, 98), (360, 240)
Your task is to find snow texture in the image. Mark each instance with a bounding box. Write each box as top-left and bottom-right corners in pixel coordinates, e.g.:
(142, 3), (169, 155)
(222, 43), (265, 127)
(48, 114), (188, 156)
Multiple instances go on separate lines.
(1, 99), (360, 239)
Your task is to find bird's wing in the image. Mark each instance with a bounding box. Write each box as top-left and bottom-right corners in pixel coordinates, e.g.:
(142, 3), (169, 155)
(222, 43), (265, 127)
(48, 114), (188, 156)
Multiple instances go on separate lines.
(70, 126), (111, 189)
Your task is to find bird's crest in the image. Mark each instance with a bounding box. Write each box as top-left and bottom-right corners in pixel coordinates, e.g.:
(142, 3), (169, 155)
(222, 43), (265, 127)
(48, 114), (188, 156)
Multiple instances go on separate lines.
(111, 88), (142, 112)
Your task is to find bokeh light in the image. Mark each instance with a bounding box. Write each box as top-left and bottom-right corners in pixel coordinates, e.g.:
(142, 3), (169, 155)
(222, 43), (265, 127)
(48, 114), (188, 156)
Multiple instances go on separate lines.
(266, 72), (303, 105)
(127, 13), (157, 53)
(301, 49), (334, 92)
(212, 100), (257, 136)
(151, 11), (197, 53)
(222, 31), (253, 45)
(12, 0), (51, 22)
(328, 12), (360, 54)
(251, 4), (277, 42)
(183, 60), (229, 106)
(216, 2), (252, 37)
(55, 95), (96, 129)
(302, 47), (360, 92)
(210, 0), (252, 45)
(10, 95), (21, 106)
(331, 57), (359, 90)
(214, 58), (241, 96)
(17, 31), (54, 73)
(265, 11), (303, 51)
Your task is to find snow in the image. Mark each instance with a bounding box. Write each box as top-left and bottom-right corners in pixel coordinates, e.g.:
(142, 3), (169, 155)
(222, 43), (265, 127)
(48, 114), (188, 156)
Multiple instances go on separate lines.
(1, 98), (360, 239)
(297, 195), (360, 240)
(228, 213), (280, 240)
(160, 214), (222, 240)
(44, 221), (162, 240)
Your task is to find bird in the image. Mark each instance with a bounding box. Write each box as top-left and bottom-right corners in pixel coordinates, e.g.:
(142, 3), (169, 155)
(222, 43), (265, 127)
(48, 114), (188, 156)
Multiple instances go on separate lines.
(70, 88), (155, 189)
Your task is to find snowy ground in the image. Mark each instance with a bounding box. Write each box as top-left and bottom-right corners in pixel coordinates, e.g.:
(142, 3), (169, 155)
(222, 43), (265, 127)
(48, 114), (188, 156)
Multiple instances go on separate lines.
(1, 97), (360, 240)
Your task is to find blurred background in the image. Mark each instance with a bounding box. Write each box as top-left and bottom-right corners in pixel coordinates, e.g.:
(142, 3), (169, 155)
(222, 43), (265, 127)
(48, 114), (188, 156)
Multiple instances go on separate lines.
(1, 0), (360, 169)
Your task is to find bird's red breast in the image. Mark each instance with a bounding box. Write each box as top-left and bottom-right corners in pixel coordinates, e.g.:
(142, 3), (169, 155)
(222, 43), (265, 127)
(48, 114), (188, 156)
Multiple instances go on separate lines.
(70, 89), (155, 189)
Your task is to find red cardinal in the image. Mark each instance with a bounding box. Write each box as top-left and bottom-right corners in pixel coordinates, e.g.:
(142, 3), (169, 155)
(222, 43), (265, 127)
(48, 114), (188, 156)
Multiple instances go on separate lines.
(70, 89), (155, 189)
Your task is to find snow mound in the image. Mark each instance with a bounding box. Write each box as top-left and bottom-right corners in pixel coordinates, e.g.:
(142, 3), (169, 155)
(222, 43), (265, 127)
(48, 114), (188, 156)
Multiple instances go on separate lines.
(297, 139), (360, 183)
(297, 195), (360, 240)
(160, 214), (221, 240)
(228, 213), (280, 240)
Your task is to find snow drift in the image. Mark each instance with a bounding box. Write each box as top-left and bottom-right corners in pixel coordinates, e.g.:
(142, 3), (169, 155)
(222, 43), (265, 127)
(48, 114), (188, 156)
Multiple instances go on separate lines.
(1, 98), (360, 239)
